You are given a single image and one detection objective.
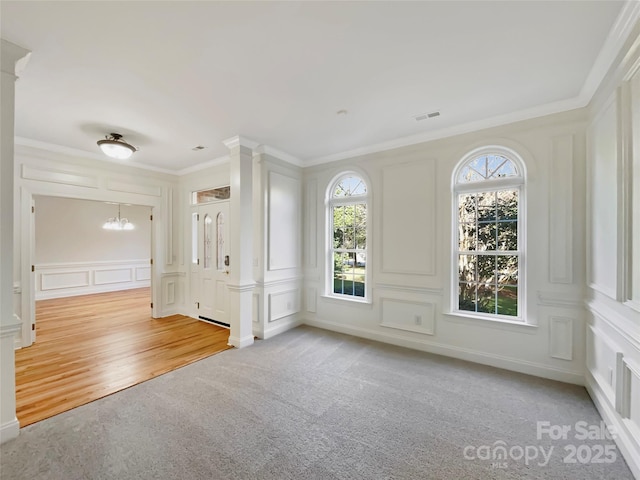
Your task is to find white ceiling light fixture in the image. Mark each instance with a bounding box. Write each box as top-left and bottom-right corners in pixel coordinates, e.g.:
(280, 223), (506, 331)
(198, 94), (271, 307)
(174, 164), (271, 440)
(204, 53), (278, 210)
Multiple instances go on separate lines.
(97, 133), (136, 159)
(103, 204), (134, 231)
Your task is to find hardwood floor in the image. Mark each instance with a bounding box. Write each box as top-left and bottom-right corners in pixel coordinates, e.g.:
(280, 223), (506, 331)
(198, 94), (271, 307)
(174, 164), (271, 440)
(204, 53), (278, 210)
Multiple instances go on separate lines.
(15, 288), (231, 427)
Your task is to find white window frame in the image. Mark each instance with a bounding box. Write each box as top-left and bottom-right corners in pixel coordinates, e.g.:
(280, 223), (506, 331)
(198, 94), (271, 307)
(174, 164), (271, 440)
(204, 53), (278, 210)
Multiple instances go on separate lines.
(326, 172), (371, 303)
(451, 146), (527, 323)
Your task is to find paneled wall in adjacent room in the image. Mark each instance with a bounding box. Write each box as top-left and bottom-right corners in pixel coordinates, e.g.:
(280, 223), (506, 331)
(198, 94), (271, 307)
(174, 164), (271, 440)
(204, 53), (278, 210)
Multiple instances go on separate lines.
(34, 196), (151, 299)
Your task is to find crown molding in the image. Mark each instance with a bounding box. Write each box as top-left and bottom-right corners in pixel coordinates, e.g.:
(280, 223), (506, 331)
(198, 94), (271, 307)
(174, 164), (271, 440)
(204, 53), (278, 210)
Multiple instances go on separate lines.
(305, 96), (586, 167)
(175, 154), (230, 176)
(222, 135), (259, 150)
(580, 0), (640, 101)
(1, 39), (30, 76)
(253, 144), (303, 167)
(14, 137), (179, 176)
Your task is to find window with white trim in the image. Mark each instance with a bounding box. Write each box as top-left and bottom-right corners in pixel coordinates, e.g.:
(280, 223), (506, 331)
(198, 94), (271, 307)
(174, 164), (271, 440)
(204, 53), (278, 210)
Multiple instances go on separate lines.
(453, 149), (525, 320)
(328, 174), (368, 299)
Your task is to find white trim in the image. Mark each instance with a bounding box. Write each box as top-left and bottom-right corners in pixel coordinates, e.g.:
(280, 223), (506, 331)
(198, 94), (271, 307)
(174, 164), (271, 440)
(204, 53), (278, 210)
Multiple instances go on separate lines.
(227, 334), (254, 349)
(15, 137), (178, 175)
(580, 1), (640, 103)
(304, 317), (584, 385)
(222, 135), (259, 150)
(175, 155), (230, 176)
(305, 98), (586, 167)
(0, 419), (20, 444)
(585, 371), (640, 480)
(443, 312), (537, 334)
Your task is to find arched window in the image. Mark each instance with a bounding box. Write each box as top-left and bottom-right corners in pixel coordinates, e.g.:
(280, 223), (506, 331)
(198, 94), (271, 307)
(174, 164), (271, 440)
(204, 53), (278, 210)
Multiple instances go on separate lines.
(327, 173), (369, 300)
(453, 147), (525, 320)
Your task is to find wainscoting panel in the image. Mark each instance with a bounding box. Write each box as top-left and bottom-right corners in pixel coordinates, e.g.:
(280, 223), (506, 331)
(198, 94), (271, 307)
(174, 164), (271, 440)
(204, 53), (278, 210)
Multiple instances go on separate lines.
(40, 270), (90, 291)
(549, 316), (573, 361)
(36, 260), (151, 300)
(94, 268), (133, 285)
(268, 288), (301, 323)
(380, 297), (435, 336)
(159, 273), (185, 317)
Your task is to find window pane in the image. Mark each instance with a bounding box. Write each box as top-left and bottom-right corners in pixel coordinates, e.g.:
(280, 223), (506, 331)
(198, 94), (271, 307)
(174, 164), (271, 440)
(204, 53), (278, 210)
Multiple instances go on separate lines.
(477, 223), (497, 251)
(497, 190), (518, 220)
(203, 214), (212, 269)
(497, 256), (518, 285)
(334, 176), (366, 197)
(343, 227), (355, 249)
(459, 223), (476, 251)
(355, 204), (367, 227)
(355, 227), (366, 249)
(477, 284), (496, 314)
(497, 221), (517, 251)
(333, 206), (344, 227)
(458, 194), (476, 222)
(477, 255), (496, 284)
(459, 283), (476, 312)
(497, 286), (518, 316)
(459, 255), (477, 283)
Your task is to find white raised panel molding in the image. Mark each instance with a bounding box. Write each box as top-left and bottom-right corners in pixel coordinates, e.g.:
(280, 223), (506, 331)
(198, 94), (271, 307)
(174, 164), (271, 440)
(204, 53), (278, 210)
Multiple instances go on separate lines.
(253, 293), (260, 324)
(22, 164), (99, 188)
(106, 179), (162, 197)
(587, 94), (618, 299)
(306, 287), (317, 313)
(41, 270), (90, 291)
(267, 171), (300, 271)
(165, 187), (173, 265)
(160, 273), (184, 316)
(587, 324), (618, 405)
(268, 289), (300, 322)
(305, 178), (317, 269)
(381, 160), (436, 275)
(165, 280), (175, 305)
(94, 268), (133, 285)
(548, 134), (574, 284)
(35, 260), (150, 300)
(549, 316), (573, 361)
(380, 297), (435, 336)
(136, 266), (151, 281)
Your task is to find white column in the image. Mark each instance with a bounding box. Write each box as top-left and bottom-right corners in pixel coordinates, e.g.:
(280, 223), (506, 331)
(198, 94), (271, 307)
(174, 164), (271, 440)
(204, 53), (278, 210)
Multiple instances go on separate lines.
(0, 39), (30, 444)
(223, 135), (256, 348)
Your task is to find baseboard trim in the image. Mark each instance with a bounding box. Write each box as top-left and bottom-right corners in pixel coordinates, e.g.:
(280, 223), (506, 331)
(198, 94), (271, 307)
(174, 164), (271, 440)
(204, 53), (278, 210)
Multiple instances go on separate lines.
(0, 418), (19, 444)
(304, 318), (584, 385)
(260, 317), (302, 340)
(585, 372), (640, 479)
(227, 335), (254, 349)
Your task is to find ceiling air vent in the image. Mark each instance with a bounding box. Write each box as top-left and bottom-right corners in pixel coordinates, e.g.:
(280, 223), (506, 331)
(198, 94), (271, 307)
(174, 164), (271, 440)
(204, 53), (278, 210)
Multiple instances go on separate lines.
(414, 111), (440, 121)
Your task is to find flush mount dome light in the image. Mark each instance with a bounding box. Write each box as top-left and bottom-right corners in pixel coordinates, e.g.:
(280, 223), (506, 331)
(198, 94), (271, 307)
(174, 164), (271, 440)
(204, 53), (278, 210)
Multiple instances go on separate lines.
(97, 133), (136, 159)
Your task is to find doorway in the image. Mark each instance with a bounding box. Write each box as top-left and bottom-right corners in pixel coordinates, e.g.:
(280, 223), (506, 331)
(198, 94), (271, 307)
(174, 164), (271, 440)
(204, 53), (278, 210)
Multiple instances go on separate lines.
(32, 196), (152, 338)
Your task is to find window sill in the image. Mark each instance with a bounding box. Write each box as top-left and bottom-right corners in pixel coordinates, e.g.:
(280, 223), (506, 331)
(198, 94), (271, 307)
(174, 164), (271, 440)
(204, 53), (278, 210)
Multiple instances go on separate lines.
(320, 294), (372, 307)
(444, 311), (538, 334)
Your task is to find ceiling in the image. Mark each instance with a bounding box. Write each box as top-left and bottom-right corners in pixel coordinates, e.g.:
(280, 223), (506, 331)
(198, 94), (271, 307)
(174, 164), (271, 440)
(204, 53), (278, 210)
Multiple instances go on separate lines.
(1, 1), (629, 173)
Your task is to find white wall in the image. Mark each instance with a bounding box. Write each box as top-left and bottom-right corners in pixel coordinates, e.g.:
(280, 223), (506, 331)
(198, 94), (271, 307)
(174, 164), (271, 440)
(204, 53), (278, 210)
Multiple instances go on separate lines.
(584, 20), (640, 479)
(33, 196), (151, 299)
(35, 196), (150, 263)
(303, 108), (588, 385)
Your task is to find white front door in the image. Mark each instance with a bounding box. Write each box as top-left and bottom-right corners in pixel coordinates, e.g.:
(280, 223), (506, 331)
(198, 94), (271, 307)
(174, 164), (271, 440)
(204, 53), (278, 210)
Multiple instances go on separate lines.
(197, 201), (230, 326)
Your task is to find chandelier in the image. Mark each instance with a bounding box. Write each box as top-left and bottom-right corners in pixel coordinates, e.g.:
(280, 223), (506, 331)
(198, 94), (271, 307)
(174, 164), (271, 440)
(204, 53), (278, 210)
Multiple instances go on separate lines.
(103, 204), (134, 231)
